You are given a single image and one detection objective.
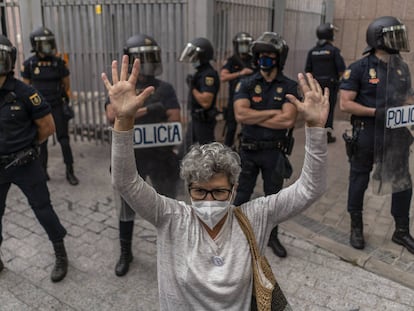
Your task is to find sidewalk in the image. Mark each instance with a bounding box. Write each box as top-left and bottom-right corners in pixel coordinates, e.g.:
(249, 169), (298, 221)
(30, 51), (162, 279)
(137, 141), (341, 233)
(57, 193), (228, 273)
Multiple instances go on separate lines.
(281, 120), (414, 290)
(0, 121), (414, 310)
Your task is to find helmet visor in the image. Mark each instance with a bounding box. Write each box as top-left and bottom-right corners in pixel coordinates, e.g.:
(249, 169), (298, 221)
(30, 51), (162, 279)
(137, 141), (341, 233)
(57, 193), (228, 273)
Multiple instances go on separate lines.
(236, 41), (251, 54)
(127, 46), (162, 76)
(34, 37), (56, 55)
(179, 43), (201, 63)
(382, 25), (410, 52)
(0, 46), (12, 75)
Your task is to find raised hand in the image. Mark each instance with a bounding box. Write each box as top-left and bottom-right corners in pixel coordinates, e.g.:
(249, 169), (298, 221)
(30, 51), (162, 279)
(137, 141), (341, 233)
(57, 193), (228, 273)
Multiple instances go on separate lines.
(101, 55), (154, 130)
(286, 73), (329, 128)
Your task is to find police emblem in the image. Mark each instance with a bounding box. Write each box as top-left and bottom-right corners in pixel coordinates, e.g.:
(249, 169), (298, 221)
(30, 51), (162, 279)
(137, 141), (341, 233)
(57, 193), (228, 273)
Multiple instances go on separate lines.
(235, 81), (241, 93)
(34, 67), (40, 75)
(254, 85), (262, 94)
(397, 69), (402, 76)
(343, 69), (351, 80)
(29, 93), (42, 106)
(369, 68), (379, 84)
(205, 76), (214, 86)
(276, 87), (283, 93)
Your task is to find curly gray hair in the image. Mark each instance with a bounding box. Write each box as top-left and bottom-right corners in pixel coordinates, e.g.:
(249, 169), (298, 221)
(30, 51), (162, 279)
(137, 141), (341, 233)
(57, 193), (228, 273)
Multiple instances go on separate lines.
(180, 142), (241, 185)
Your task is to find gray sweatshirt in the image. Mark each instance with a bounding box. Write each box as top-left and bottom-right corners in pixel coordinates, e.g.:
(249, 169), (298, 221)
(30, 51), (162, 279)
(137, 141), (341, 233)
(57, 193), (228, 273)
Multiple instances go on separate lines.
(111, 127), (327, 310)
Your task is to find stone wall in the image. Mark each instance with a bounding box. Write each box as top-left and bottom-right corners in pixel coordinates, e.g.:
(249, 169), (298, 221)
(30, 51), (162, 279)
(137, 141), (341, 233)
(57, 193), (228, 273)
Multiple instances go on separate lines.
(333, 0), (414, 71)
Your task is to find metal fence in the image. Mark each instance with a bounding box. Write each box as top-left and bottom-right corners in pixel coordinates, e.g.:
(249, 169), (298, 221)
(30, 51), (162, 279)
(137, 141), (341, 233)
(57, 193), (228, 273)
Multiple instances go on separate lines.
(2, 0), (332, 143)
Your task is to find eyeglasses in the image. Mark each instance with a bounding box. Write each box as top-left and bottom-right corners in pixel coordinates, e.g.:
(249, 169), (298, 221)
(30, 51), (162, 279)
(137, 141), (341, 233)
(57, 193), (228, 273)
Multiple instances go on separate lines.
(189, 187), (232, 201)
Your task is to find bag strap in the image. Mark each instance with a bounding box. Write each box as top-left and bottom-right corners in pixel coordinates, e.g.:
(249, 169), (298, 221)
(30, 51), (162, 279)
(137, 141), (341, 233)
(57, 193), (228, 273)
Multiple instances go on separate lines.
(234, 207), (261, 261)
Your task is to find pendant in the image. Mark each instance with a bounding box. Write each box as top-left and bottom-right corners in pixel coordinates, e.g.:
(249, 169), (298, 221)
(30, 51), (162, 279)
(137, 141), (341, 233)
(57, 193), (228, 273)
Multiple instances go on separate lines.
(212, 255), (224, 266)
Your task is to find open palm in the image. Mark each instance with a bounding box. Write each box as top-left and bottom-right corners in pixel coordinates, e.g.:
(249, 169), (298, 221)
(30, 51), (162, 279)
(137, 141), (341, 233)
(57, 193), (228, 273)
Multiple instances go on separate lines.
(101, 55), (154, 120)
(286, 73), (329, 128)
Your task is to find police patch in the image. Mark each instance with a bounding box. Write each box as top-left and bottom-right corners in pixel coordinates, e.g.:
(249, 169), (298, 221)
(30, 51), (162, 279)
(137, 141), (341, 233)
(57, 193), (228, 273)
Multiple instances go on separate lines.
(235, 81), (241, 93)
(205, 76), (214, 86)
(254, 85), (262, 94)
(34, 67), (40, 75)
(343, 69), (351, 80)
(29, 93), (42, 106)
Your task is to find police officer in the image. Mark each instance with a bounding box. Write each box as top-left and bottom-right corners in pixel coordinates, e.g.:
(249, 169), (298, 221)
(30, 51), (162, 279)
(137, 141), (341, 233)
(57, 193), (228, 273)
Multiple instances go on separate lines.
(0, 35), (68, 281)
(305, 23), (346, 143)
(21, 27), (79, 185)
(233, 32), (298, 258)
(179, 37), (220, 146)
(220, 32), (255, 148)
(105, 34), (181, 276)
(340, 16), (414, 254)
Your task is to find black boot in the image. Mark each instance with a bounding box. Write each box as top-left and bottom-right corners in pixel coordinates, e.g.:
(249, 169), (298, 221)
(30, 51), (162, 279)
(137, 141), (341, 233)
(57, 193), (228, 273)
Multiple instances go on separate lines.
(392, 218), (414, 254)
(0, 257), (3, 272)
(268, 226), (287, 258)
(115, 239), (133, 277)
(66, 164), (79, 186)
(350, 211), (365, 249)
(51, 241), (68, 282)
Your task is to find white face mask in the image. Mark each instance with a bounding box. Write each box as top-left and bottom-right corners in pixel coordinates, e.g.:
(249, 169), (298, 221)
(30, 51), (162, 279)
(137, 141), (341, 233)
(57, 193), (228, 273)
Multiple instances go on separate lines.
(191, 199), (231, 230)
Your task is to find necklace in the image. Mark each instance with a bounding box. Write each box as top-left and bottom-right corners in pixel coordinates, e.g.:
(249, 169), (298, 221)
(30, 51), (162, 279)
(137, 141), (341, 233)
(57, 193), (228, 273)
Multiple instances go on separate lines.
(211, 255), (224, 266)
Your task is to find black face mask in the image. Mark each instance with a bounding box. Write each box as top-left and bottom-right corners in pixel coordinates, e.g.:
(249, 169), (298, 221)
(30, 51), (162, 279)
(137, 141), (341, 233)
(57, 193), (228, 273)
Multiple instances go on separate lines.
(258, 56), (277, 72)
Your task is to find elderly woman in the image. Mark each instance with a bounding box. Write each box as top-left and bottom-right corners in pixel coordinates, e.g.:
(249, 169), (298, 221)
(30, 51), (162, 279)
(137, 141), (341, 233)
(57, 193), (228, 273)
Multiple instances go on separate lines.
(102, 55), (329, 310)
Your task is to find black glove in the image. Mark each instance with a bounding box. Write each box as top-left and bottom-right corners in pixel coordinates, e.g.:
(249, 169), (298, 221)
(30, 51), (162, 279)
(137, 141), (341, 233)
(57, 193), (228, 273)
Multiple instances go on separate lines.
(186, 74), (194, 89)
(146, 102), (166, 116)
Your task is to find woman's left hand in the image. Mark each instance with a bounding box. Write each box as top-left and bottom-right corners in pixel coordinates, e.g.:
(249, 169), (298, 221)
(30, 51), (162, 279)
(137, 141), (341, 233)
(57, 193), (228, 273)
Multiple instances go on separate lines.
(286, 73), (329, 128)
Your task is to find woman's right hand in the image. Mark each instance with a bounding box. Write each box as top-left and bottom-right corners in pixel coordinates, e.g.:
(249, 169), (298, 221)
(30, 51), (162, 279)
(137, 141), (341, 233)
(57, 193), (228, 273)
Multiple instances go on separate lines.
(101, 55), (154, 130)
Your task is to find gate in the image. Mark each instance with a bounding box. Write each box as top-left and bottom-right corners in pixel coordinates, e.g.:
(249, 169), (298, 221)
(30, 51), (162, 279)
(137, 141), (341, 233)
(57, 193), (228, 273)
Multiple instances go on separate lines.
(2, 0), (333, 143)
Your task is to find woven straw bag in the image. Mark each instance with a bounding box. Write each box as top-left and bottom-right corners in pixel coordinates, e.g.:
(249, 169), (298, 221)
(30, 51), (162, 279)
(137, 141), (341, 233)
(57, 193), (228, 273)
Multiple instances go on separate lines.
(234, 208), (292, 311)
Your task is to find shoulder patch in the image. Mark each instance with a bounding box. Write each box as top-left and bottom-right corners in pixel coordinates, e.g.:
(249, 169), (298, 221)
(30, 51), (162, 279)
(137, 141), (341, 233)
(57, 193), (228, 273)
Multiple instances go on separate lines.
(343, 69), (351, 80)
(205, 76), (214, 86)
(29, 93), (42, 106)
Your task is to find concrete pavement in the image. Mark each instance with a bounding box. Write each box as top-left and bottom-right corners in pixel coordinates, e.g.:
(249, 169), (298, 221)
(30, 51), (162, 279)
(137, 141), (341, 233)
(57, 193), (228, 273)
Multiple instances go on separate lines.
(0, 120), (414, 310)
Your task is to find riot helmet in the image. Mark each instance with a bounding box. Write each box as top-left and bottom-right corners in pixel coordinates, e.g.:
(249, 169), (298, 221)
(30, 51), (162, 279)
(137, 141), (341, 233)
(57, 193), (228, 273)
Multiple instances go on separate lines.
(179, 37), (214, 67)
(251, 32), (289, 71)
(316, 23), (335, 41)
(30, 27), (56, 56)
(123, 34), (162, 76)
(0, 35), (16, 75)
(233, 32), (253, 56)
(365, 16), (410, 54)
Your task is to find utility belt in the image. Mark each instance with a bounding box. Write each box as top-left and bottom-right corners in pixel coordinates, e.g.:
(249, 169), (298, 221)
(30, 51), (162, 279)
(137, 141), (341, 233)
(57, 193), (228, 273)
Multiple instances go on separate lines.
(0, 146), (39, 170)
(351, 117), (375, 130)
(240, 139), (286, 152)
(192, 108), (217, 122)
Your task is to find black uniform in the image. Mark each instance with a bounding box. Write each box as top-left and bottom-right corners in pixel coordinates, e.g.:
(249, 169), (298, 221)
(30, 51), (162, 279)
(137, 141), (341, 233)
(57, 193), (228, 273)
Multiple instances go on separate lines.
(340, 53), (412, 219)
(305, 41), (345, 129)
(189, 63), (220, 145)
(0, 74), (67, 245)
(106, 77), (181, 202)
(233, 71), (298, 205)
(221, 55), (255, 146)
(21, 55), (74, 169)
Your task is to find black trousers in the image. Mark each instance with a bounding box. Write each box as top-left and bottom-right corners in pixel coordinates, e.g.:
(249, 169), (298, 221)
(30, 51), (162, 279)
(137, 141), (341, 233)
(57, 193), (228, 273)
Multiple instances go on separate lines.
(40, 104), (74, 170)
(0, 158), (67, 245)
(347, 124), (412, 218)
(234, 148), (285, 206)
